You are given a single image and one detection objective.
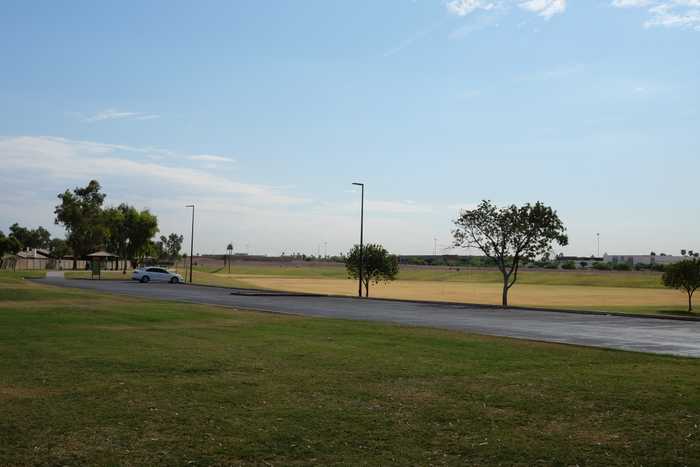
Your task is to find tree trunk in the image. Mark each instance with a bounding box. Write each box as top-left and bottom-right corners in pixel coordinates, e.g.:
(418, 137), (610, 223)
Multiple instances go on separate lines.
(689, 291), (693, 313)
(72, 257), (77, 270)
(365, 281), (369, 298)
(502, 277), (509, 307)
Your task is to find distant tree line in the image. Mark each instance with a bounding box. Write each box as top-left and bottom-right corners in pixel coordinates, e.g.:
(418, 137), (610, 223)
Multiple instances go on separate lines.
(0, 223), (72, 268)
(1, 180), (183, 272)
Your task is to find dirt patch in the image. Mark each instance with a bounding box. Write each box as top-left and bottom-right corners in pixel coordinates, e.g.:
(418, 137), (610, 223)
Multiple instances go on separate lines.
(222, 277), (687, 310)
(0, 385), (56, 400)
(88, 318), (248, 332)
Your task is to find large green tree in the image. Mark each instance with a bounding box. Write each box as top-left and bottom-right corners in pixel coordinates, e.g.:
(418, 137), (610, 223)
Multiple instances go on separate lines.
(47, 238), (71, 260)
(128, 209), (159, 267)
(0, 230), (22, 259)
(8, 223), (52, 250)
(662, 259), (700, 312)
(453, 200), (568, 307)
(54, 180), (107, 269)
(157, 233), (184, 262)
(344, 243), (399, 297)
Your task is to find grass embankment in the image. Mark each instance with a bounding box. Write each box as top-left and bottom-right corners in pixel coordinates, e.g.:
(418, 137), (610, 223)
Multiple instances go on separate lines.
(0, 276), (698, 465)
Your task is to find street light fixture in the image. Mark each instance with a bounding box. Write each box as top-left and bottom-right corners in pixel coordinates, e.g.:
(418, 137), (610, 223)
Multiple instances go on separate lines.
(185, 204), (195, 283)
(352, 182), (364, 298)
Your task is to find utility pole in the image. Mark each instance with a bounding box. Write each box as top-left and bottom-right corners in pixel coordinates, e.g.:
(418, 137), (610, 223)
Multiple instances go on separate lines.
(596, 233), (600, 257)
(185, 204), (195, 283)
(352, 182), (364, 297)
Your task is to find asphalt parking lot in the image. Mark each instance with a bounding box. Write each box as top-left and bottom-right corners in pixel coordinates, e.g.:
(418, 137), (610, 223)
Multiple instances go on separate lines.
(38, 275), (700, 358)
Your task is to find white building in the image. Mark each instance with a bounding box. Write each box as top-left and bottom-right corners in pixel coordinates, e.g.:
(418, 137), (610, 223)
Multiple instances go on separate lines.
(603, 254), (688, 266)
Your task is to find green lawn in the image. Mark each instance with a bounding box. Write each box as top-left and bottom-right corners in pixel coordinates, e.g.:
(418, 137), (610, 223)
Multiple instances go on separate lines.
(1, 276), (698, 465)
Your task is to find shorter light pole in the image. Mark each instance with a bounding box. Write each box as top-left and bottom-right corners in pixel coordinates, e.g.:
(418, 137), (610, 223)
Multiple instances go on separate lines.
(185, 204), (195, 283)
(352, 182), (364, 297)
(596, 233), (600, 257)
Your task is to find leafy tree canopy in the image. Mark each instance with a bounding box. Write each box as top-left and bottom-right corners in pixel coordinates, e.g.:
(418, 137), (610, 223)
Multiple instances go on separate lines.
(54, 180), (107, 269)
(157, 233), (184, 261)
(345, 243), (399, 297)
(0, 230), (23, 258)
(8, 223), (52, 250)
(453, 200), (568, 307)
(662, 259), (700, 312)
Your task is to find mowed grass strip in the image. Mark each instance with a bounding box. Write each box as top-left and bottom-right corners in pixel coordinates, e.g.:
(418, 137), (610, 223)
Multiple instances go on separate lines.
(0, 275), (699, 466)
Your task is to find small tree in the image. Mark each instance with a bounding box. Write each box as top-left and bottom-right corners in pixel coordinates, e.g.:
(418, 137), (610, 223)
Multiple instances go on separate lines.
(453, 200), (568, 307)
(662, 259), (700, 312)
(344, 243), (399, 297)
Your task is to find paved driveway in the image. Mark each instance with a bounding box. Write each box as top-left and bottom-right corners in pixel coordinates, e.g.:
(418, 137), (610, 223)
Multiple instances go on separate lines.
(37, 276), (700, 358)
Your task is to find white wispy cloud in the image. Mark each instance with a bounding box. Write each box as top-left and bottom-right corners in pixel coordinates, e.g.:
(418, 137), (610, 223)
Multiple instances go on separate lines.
(0, 136), (449, 255)
(443, 0), (698, 30)
(383, 19), (446, 57)
(518, 0), (566, 19)
(611, 0), (651, 7)
(188, 154), (235, 163)
(611, 0), (700, 30)
(83, 108), (160, 123)
(446, 0), (497, 16)
(0, 136), (303, 206)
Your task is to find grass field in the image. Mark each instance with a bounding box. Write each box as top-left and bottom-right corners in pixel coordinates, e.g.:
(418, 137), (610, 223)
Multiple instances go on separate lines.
(63, 263), (692, 316)
(1, 273), (699, 465)
(197, 263), (690, 316)
(195, 262), (667, 288)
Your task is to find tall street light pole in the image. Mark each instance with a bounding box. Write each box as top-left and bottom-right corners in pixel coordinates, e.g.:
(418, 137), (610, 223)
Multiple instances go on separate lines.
(596, 232), (600, 258)
(352, 182), (364, 298)
(185, 204), (195, 283)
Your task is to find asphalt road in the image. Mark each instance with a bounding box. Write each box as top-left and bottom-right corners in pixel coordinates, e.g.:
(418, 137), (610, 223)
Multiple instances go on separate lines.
(37, 275), (700, 358)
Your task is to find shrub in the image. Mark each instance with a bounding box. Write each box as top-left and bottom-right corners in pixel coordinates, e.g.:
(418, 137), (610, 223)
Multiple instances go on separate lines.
(592, 262), (611, 271)
(561, 261), (576, 270)
(613, 263), (632, 271)
(662, 259), (700, 311)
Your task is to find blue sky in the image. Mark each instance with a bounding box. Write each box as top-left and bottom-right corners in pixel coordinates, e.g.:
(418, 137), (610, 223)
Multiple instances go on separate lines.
(1, 0), (698, 256)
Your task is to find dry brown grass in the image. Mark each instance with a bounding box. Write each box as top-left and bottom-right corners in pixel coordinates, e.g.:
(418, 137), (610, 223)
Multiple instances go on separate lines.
(218, 274), (688, 313)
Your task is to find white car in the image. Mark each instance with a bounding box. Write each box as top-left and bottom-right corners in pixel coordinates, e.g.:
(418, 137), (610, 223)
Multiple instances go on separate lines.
(132, 267), (184, 284)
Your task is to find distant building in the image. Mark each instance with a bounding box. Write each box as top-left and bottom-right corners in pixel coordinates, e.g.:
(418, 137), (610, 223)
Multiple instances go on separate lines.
(603, 254), (686, 266)
(16, 248), (50, 269)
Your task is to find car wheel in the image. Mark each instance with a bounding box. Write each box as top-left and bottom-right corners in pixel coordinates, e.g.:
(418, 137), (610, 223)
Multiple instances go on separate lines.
(170, 277), (179, 284)
(140, 276), (150, 283)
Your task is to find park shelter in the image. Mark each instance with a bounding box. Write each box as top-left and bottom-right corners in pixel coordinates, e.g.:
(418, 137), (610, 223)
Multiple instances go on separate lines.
(87, 251), (119, 277)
